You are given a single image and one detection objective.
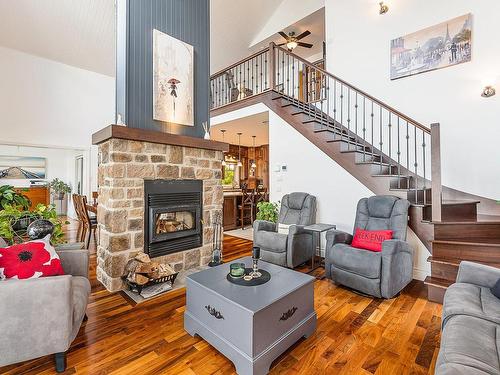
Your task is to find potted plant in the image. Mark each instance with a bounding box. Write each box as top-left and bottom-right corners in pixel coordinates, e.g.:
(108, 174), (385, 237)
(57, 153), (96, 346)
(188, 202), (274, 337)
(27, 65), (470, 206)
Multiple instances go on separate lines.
(49, 178), (72, 200)
(0, 203), (67, 245)
(0, 185), (30, 210)
(256, 201), (279, 223)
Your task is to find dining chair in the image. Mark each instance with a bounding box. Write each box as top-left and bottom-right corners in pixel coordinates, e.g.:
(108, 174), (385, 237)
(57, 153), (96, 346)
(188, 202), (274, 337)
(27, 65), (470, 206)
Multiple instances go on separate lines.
(72, 193), (84, 242)
(238, 188), (254, 230)
(80, 195), (97, 249)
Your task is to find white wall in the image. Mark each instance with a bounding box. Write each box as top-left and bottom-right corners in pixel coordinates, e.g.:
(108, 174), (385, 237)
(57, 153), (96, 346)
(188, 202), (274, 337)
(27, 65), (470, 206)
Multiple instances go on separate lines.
(325, 0), (500, 201)
(0, 46), (114, 204)
(211, 103), (431, 280)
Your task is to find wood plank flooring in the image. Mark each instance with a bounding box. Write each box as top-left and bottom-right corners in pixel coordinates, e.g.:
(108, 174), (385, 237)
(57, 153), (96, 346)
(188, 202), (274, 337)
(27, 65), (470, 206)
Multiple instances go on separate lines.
(0, 224), (441, 374)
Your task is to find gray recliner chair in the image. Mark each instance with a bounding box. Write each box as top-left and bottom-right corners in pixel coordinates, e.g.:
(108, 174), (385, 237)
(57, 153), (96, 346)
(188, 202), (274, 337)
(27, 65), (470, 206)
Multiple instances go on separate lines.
(0, 238), (90, 372)
(325, 195), (413, 299)
(253, 192), (316, 268)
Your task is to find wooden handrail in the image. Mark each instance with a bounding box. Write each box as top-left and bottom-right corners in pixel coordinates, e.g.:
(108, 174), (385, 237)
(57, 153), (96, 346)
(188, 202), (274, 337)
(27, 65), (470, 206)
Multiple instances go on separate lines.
(211, 47), (270, 79)
(272, 43), (430, 134)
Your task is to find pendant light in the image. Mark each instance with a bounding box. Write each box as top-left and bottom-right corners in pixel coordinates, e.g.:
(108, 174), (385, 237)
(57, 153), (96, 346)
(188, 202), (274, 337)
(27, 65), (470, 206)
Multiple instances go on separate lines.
(237, 132), (243, 167)
(250, 136), (257, 169)
(220, 129), (226, 166)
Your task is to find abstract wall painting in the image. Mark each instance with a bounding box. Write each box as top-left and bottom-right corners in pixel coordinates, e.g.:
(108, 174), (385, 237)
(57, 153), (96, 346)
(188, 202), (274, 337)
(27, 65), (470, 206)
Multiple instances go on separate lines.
(153, 29), (194, 126)
(390, 14), (472, 80)
(0, 156), (47, 180)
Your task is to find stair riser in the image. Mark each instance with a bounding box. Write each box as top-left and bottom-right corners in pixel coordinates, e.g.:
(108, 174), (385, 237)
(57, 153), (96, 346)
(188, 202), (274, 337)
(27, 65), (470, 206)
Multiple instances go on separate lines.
(423, 204), (478, 222)
(427, 285), (446, 304)
(432, 243), (500, 263)
(389, 176), (415, 190)
(368, 164), (398, 175)
(407, 189), (432, 205)
(434, 223), (500, 240)
(430, 262), (458, 282)
(339, 143), (371, 153)
(354, 152), (380, 164)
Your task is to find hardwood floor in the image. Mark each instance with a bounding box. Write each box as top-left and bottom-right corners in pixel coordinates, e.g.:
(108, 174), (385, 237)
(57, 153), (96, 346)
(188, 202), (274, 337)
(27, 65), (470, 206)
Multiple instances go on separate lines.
(0, 224), (441, 374)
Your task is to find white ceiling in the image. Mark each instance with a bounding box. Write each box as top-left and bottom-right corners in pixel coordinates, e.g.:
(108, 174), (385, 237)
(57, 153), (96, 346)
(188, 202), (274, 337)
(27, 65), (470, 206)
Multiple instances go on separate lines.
(0, 0), (116, 77)
(210, 0), (283, 73)
(211, 112), (269, 146)
(0, 1), (324, 78)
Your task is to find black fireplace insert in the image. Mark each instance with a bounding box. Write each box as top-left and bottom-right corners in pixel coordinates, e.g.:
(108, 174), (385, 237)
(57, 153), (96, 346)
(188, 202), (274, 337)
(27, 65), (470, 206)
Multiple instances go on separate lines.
(144, 179), (202, 258)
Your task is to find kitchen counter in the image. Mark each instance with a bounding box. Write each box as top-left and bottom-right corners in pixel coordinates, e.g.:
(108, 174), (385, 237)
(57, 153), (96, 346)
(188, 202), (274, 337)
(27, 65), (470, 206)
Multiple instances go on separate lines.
(223, 190), (243, 197)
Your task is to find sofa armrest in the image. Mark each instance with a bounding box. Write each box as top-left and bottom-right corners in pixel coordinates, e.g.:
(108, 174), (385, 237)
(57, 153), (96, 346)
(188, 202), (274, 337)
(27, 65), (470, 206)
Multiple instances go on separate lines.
(253, 220), (277, 233)
(380, 240), (414, 298)
(56, 249), (89, 278)
(286, 225), (313, 268)
(0, 276), (73, 365)
(381, 239), (413, 256)
(456, 261), (500, 288)
(326, 229), (353, 248)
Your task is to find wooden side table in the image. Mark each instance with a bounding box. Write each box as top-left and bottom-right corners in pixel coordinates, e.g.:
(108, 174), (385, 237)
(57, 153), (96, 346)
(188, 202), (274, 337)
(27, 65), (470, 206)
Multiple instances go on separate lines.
(304, 223), (336, 278)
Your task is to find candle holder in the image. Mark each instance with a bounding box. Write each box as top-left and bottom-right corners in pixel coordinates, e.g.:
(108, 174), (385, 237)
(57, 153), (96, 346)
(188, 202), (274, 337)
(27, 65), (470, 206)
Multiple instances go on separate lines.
(249, 246), (262, 278)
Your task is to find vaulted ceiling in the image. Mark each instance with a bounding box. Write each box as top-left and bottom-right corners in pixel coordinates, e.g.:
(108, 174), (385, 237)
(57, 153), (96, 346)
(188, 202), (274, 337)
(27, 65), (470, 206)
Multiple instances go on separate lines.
(0, 0), (324, 77)
(0, 0), (116, 77)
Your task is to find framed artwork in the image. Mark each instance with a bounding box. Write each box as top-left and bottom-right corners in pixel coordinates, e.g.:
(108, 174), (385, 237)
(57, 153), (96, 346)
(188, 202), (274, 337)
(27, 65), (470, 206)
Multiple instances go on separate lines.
(153, 29), (194, 126)
(0, 156), (46, 180)
(390, 14), (472, 80)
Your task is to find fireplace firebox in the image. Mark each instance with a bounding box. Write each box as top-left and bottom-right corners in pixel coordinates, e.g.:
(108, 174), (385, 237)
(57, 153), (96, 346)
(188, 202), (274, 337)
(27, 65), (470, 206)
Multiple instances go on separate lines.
(144, 180), (203, 258)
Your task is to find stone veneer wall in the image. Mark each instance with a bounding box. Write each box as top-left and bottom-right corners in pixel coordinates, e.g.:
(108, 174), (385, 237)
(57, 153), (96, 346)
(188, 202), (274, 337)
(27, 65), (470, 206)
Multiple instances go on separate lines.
(96, 138), (223, 292)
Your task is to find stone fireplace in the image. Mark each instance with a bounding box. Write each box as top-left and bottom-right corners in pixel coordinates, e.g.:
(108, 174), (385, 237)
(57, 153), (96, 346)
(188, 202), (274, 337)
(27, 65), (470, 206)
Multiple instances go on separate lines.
(93, 125), (227, 292)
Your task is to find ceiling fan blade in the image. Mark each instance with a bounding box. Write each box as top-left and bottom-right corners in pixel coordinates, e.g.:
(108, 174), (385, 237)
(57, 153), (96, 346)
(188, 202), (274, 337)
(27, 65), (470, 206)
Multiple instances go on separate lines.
(295, 30), (311, 40)
(278, 31), (289, 40)
(277, 43), (287, 46)
(298, 42), (313, 48)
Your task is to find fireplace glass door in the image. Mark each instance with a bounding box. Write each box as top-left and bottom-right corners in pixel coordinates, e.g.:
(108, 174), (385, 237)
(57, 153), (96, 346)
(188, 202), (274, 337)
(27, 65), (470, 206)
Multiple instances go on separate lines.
(149, 205), (200, 244)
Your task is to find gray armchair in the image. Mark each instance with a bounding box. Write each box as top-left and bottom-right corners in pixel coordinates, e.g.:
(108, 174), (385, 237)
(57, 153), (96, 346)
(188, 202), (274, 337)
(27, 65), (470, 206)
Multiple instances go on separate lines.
(325, 195), (412, 299)
(253, 192), (316, 268)
(0, 239), (90, 372)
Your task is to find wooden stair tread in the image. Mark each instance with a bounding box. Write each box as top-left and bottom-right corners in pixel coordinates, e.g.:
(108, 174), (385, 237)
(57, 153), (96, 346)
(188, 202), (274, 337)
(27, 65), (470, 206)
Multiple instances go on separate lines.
(431, 238), (500, 246)
(431, 219), (500, 225)
(424, 276), (453, 289)
(441, 200), (480, 206)
(427, 256), (500, 268)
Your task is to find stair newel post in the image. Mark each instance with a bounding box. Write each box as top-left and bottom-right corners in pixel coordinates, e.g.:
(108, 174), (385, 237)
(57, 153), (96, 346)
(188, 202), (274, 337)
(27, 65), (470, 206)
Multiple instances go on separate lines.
(269, 42), (275, 91)
(431, 123), (442, 222)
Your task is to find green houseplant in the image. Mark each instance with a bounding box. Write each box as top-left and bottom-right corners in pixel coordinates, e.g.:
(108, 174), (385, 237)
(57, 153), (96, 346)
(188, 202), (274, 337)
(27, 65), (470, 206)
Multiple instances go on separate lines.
(0, 203), (67, 245)
(49, 178), (72, 200)
(0, 185), (31, 210)
(256, 201), (279, 223)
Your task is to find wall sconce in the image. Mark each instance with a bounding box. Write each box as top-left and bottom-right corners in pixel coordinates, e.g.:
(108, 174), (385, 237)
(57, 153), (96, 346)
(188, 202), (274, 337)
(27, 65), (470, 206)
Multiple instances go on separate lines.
(481, 86), (496, 98)
(379, 2), (389, 15)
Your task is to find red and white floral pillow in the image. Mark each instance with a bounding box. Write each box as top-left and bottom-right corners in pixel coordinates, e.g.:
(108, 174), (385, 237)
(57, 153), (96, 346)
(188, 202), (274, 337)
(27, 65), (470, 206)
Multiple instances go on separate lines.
(0, 235), (64, 280)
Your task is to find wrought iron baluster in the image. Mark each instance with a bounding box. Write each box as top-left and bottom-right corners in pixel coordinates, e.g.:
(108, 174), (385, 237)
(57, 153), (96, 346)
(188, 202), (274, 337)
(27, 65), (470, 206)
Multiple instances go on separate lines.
(326, 76), (330, 134)
(347, 88), (351, 149)
(363, 96), (366, 162)
(388, 112), (392, 171)
(414, 126), (418, 203)
(292, 56), (295, 101)
(379, 107), (383, 173)
(397, 117), (401, 188)
(371, 101), (374, 153)
(422, 130), (427, 205)
(286, 52), (290, 98)
(264, 51), (268, 89)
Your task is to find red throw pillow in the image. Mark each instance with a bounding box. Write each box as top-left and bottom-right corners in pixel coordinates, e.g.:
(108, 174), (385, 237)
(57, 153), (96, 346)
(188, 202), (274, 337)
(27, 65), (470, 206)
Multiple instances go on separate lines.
(0, 235), (64, 280)
(351, 228), (393, 252)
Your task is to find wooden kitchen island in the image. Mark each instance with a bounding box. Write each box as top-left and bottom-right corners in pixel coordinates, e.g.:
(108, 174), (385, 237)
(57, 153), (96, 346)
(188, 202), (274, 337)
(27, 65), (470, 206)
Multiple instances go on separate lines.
(223, 190), (242, 231)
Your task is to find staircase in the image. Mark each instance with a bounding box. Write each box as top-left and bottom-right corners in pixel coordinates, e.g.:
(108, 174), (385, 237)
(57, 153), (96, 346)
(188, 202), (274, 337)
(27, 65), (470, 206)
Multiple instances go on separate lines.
(210, 43), (500, 303)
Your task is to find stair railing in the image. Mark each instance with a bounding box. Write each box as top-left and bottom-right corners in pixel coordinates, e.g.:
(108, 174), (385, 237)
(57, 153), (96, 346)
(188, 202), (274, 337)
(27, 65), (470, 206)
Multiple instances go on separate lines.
(210, 43), (442, 217)
(210, 48), (271, 110)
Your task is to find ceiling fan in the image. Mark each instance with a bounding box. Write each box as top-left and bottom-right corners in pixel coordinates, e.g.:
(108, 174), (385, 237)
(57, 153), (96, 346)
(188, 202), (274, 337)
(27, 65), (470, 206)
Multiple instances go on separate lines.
(277, 30), (313, 51)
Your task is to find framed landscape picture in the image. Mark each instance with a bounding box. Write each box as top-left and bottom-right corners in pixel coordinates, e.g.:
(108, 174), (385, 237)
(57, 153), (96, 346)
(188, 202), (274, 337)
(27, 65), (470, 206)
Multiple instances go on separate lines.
(390, 14), (472, 80)
(153, 29), (194, 126)
(0, 156), (46, 180)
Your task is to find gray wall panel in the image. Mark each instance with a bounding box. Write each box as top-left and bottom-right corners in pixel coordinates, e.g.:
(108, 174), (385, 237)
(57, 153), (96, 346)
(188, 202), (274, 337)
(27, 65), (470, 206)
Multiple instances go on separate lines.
(117, 0), (209, 138)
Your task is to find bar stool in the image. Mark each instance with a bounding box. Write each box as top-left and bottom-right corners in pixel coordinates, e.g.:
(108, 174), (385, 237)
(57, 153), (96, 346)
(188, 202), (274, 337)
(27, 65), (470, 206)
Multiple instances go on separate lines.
(238, 188), (254, 230)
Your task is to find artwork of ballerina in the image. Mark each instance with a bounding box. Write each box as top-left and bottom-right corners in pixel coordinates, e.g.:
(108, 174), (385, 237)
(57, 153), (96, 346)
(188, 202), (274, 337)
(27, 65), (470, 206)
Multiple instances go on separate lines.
(153, 29), (194, 126)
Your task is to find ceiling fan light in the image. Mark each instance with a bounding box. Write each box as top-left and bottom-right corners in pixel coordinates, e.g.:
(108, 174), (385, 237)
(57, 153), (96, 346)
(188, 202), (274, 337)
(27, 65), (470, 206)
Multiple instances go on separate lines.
(286, 40), (298, 50)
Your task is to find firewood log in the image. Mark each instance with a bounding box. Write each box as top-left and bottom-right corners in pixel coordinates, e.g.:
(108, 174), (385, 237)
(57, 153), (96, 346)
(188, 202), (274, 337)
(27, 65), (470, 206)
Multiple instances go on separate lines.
(134, 253), (151, 263)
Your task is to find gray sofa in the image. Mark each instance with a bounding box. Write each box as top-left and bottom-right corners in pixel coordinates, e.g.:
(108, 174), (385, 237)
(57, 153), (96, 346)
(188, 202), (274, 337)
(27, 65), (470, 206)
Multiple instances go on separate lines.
(253, 192), (316, 268)
(436, 261), (500, 375)
(325, 195), (413, 298)
(0, 239), (90, 372)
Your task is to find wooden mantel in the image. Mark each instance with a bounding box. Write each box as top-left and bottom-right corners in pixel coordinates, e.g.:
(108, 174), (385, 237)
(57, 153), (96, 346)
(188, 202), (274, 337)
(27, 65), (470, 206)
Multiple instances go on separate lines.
(92, 125), (229, 152)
